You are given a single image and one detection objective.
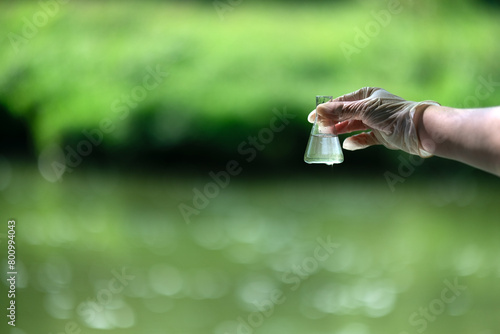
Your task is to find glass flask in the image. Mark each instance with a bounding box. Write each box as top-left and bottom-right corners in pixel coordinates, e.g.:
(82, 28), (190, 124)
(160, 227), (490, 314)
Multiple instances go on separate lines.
(304, 95), (344, 165)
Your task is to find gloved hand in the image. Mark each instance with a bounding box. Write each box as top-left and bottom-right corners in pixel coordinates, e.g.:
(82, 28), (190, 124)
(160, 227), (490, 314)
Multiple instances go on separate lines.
(308, 87), (440, 157)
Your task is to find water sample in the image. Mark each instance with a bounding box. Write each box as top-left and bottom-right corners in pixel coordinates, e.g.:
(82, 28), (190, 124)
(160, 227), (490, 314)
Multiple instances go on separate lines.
(304, 95), (344, 165)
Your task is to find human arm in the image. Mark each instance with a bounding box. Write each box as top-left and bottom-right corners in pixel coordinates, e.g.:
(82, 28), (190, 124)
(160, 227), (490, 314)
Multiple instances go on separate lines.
(416, 104), (500, 176)
(308, 87), (500, 176)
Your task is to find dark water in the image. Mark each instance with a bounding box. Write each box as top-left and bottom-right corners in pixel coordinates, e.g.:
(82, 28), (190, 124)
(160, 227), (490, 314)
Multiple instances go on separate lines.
(1, 164), (500, 334)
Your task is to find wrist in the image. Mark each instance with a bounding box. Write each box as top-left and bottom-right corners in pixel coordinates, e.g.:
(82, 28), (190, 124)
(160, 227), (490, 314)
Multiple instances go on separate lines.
(416, 104), (462, 157)
(413, 103), (442, 157)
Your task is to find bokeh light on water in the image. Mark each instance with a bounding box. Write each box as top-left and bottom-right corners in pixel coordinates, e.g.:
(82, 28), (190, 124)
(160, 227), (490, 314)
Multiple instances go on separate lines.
(1, 163), (500, 334)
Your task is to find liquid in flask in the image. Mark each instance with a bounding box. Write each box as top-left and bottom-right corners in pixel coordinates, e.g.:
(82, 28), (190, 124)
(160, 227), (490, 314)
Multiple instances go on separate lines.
(304, 96), (344, 165)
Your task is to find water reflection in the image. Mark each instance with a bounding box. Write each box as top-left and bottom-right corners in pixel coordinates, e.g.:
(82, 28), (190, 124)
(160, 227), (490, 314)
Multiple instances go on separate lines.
(44, 291), (75, 319)
(427, 175), (478, 207)
(102, 299), (135, 329)
(3, 165), (500, 333)
(149, 264), (183, 297)
(191, 217), (230, 250)
(36, 255), (72, 293)
(142, 296), (175, 313)
(237, 274), (277, 310)
(188, 269), (229, 300)
(453, 244), (483, 276)
(336, 322), (371, 334)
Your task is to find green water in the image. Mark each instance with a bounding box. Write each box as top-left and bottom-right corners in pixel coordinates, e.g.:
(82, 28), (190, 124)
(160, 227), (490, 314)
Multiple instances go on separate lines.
(1, 164), (500, 334)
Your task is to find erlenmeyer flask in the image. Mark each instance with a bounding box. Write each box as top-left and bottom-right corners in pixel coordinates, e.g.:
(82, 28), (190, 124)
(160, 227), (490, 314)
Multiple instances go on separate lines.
(304, 95), (344, 165)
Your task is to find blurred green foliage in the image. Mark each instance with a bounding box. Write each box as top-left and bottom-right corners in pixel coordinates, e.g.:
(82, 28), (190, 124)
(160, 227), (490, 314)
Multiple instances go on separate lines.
(0, 0), (499, 168)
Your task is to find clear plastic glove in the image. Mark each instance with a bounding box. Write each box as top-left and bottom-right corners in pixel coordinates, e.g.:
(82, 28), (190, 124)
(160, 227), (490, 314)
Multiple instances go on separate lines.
(308, 87), (440, 157)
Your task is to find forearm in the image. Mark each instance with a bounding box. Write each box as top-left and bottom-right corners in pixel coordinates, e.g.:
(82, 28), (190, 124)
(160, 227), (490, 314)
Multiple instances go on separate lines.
(416, 105), (500, 176)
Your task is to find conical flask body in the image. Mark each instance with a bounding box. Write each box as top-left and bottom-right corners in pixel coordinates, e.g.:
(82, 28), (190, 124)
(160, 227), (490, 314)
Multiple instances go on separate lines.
(304, 133), (344, 164)
(304, 96), (344, 165)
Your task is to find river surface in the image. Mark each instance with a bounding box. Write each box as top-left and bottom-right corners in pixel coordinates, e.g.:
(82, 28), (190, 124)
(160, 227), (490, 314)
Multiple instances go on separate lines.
(1, 164), (499, 334)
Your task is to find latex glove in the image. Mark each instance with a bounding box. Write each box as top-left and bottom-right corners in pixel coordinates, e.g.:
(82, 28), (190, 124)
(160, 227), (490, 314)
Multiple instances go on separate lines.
(308, 87), (440, 157)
